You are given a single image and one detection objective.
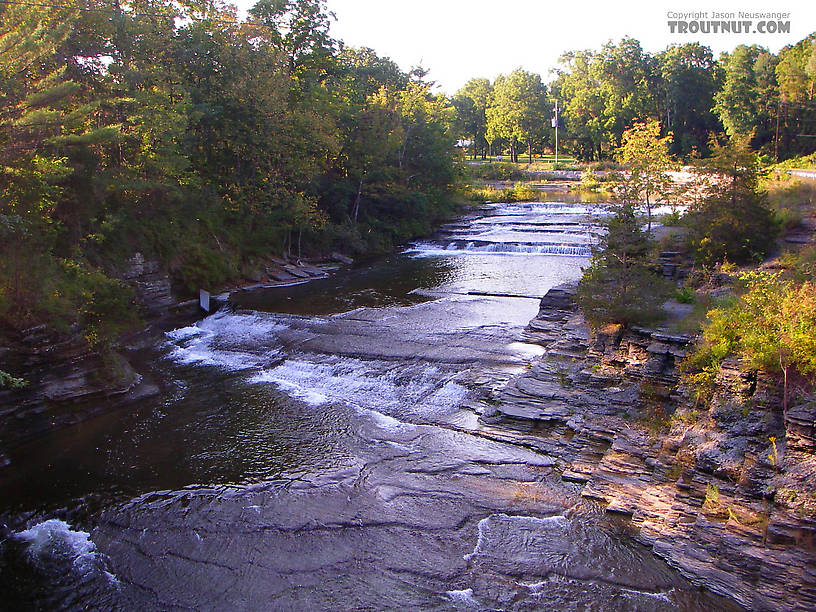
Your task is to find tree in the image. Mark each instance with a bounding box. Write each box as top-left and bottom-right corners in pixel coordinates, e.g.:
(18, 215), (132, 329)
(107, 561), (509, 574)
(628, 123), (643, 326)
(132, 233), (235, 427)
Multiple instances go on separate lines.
(656, 43), (721, 156)
(690, 271), (816, 418)
(713, 45), (778, 150)
(552, 50), (606, 161)
(486, 69), (549, 163)
(776, 34), (816, 102)
(554, 38), (659, 160)
(685, 139), (777, 267)
(615, 120), (675, 232)
(0, 1), (84, 319)
(452, 78), (492, 159)
(576, 203), (670, 328)
(596, 38), (660, 148)
(248, 0), (337, 81)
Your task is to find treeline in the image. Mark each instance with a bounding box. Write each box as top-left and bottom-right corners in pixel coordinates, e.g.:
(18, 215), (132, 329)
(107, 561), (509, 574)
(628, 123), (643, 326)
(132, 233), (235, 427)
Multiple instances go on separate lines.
(454, 35), (816, 161)
(0, 0), (458, 340)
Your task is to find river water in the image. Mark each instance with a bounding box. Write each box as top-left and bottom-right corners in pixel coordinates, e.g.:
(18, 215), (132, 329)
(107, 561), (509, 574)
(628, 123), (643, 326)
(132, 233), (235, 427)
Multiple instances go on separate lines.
(0, 198), (736, 611)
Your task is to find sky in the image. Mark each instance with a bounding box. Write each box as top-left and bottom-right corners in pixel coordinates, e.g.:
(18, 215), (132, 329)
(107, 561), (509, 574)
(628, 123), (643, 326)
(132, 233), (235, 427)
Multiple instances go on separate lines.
(235, 0), (816, 94)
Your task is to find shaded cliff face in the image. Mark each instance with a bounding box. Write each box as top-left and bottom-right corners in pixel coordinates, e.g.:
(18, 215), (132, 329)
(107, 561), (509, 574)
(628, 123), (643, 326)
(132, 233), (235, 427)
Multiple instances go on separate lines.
(479, 283), (816, 611)
(0, 253), (177, 451)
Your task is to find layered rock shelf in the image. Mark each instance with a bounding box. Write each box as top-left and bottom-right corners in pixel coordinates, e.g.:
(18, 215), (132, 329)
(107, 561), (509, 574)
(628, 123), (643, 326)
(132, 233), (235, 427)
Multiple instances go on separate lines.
(478, 282), (816, 611)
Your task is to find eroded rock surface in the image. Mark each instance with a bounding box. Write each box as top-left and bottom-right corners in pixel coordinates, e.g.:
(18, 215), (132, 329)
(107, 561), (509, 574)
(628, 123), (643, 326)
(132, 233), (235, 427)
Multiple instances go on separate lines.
(477, 283), (816, 611)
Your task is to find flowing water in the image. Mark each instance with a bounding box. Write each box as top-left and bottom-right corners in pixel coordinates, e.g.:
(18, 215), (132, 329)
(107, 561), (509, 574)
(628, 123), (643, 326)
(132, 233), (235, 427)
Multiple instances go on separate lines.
(0, 199), (737, 611)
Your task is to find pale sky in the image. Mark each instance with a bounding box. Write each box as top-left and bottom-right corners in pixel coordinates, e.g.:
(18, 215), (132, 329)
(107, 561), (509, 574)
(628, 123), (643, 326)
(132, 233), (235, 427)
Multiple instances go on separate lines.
(234, 0), (816, 94)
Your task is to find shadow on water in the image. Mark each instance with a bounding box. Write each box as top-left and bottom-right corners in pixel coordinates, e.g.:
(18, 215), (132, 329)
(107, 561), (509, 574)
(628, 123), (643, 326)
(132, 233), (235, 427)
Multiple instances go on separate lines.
(0, 365), (354, 521)
(230, 254), (453, 315)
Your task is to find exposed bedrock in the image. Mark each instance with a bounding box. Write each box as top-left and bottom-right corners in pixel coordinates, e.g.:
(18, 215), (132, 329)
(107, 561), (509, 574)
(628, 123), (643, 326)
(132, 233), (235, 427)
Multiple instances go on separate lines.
(478, 282), (816, 611)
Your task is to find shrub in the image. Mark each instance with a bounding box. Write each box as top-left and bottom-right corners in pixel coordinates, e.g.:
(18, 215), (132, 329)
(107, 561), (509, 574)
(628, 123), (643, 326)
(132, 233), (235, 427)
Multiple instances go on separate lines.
(580, 170), (602, 191)
(683, 271), (816, 413)
(507, 182), (537, 202)
(0, 369), (27, 389)
(685, 140), (778, 267)
(577, 203), (672, 328)
(675, 286), (696, 304)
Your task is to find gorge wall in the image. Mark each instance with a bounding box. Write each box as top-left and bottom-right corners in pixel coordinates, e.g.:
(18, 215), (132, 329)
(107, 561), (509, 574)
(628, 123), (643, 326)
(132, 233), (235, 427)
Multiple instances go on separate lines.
(478, 283), (816, 611)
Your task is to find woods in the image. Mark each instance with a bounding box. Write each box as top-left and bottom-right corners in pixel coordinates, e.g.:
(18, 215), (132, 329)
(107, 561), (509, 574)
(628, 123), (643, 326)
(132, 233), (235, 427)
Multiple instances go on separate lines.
(454, 36), (816, 162)
(0, 0), (459, 339)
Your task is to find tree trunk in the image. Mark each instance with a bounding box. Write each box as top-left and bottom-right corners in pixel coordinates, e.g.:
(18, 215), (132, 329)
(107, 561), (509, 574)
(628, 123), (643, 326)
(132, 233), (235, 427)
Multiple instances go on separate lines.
(528, 141), (532, 164)
(352, 176), (364, 223)
(646, 191), (652, 233)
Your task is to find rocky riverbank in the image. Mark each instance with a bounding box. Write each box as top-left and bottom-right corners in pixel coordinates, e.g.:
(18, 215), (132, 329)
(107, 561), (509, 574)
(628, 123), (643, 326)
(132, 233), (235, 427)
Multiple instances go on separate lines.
(474, 282), (816, 610)
(0, 251), (347, 454)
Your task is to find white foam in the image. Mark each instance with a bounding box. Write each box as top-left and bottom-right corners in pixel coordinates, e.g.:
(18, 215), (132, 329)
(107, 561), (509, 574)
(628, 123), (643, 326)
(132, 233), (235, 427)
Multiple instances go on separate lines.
(464, 513), (567, 562)
(620, 586), (675, 602)
(444, 588), (480, 606)
(16, 519), (116, 583)
(507, 342), (546, 359)
(249, 369), (329, 406)
(249, 356), (469, 427)
(165, 326), (204, 342)
(164, 311), (288, 371)
(406, 241), (592, 258)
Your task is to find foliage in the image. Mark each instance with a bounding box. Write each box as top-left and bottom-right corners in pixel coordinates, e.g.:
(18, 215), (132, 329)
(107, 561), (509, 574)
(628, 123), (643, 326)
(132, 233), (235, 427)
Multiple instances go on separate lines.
(466, 162), (527, 182)
(577, 203), (671, 327)
(0, 0), (461, 346)
(453, 78), (492, 159)
(552, 38), (658, 160)
(713, 45), (779, 150)
(684, 271), (816, 412)
(655, 43), (721, 157)
(684, 139), (778, 267)
(0, 369), (27, 389)
(615, 120), (676, 230)
(486, 69), (550, 163)
(675, 286), (696, 304)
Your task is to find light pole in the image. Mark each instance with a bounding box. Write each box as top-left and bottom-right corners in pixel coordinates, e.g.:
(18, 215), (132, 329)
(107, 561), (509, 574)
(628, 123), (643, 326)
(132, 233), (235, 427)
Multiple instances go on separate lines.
(551, 99), (559, 169)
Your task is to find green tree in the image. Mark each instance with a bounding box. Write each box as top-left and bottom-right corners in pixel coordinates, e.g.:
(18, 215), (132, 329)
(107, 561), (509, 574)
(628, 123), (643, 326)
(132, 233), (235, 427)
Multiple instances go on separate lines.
(0, 1), (85, 321)
(685, 139), (777, 267)
(554, 38), (658, 160)
(615, 120), (675, 232)
(452, 78), (492, 159)
(552, 50), (606, 161)
(776, 34), (816, 102)
(486, 69), (549, 163)
(577, 203), (670, 327)
(248, 0), (337, 81)
(713, 45), (778, 150)
(688, 272), (816, 417)
(656, 43), (721, 156)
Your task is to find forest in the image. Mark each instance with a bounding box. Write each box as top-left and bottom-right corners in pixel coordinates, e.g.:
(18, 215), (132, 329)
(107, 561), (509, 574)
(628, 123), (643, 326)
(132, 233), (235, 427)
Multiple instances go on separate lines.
(454, 35), (816, 162)
(1, 0), (815, 350)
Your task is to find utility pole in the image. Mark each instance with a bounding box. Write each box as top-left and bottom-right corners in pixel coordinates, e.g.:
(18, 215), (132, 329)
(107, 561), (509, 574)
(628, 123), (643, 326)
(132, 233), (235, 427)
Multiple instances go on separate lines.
(551, 99), (560, 169)
(775, 99), (781, 162)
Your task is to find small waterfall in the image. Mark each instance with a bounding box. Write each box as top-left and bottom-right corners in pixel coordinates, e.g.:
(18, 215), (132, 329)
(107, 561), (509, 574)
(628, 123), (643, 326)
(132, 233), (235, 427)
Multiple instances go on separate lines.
(407, 240), (592, 257)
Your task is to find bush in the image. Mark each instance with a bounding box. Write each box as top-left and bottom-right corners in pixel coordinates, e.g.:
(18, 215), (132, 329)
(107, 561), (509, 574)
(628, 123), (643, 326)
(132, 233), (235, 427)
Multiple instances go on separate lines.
(466, 162), (527, 182)
(683, 271), (816, 411)
(579, 170), (602, 192)
(675, 286), (696, 304)
(577, 203), (672, 328)
(685, 141), (778, 267)
(0, 369), (27, 389)
(507, 182), (538, 202)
